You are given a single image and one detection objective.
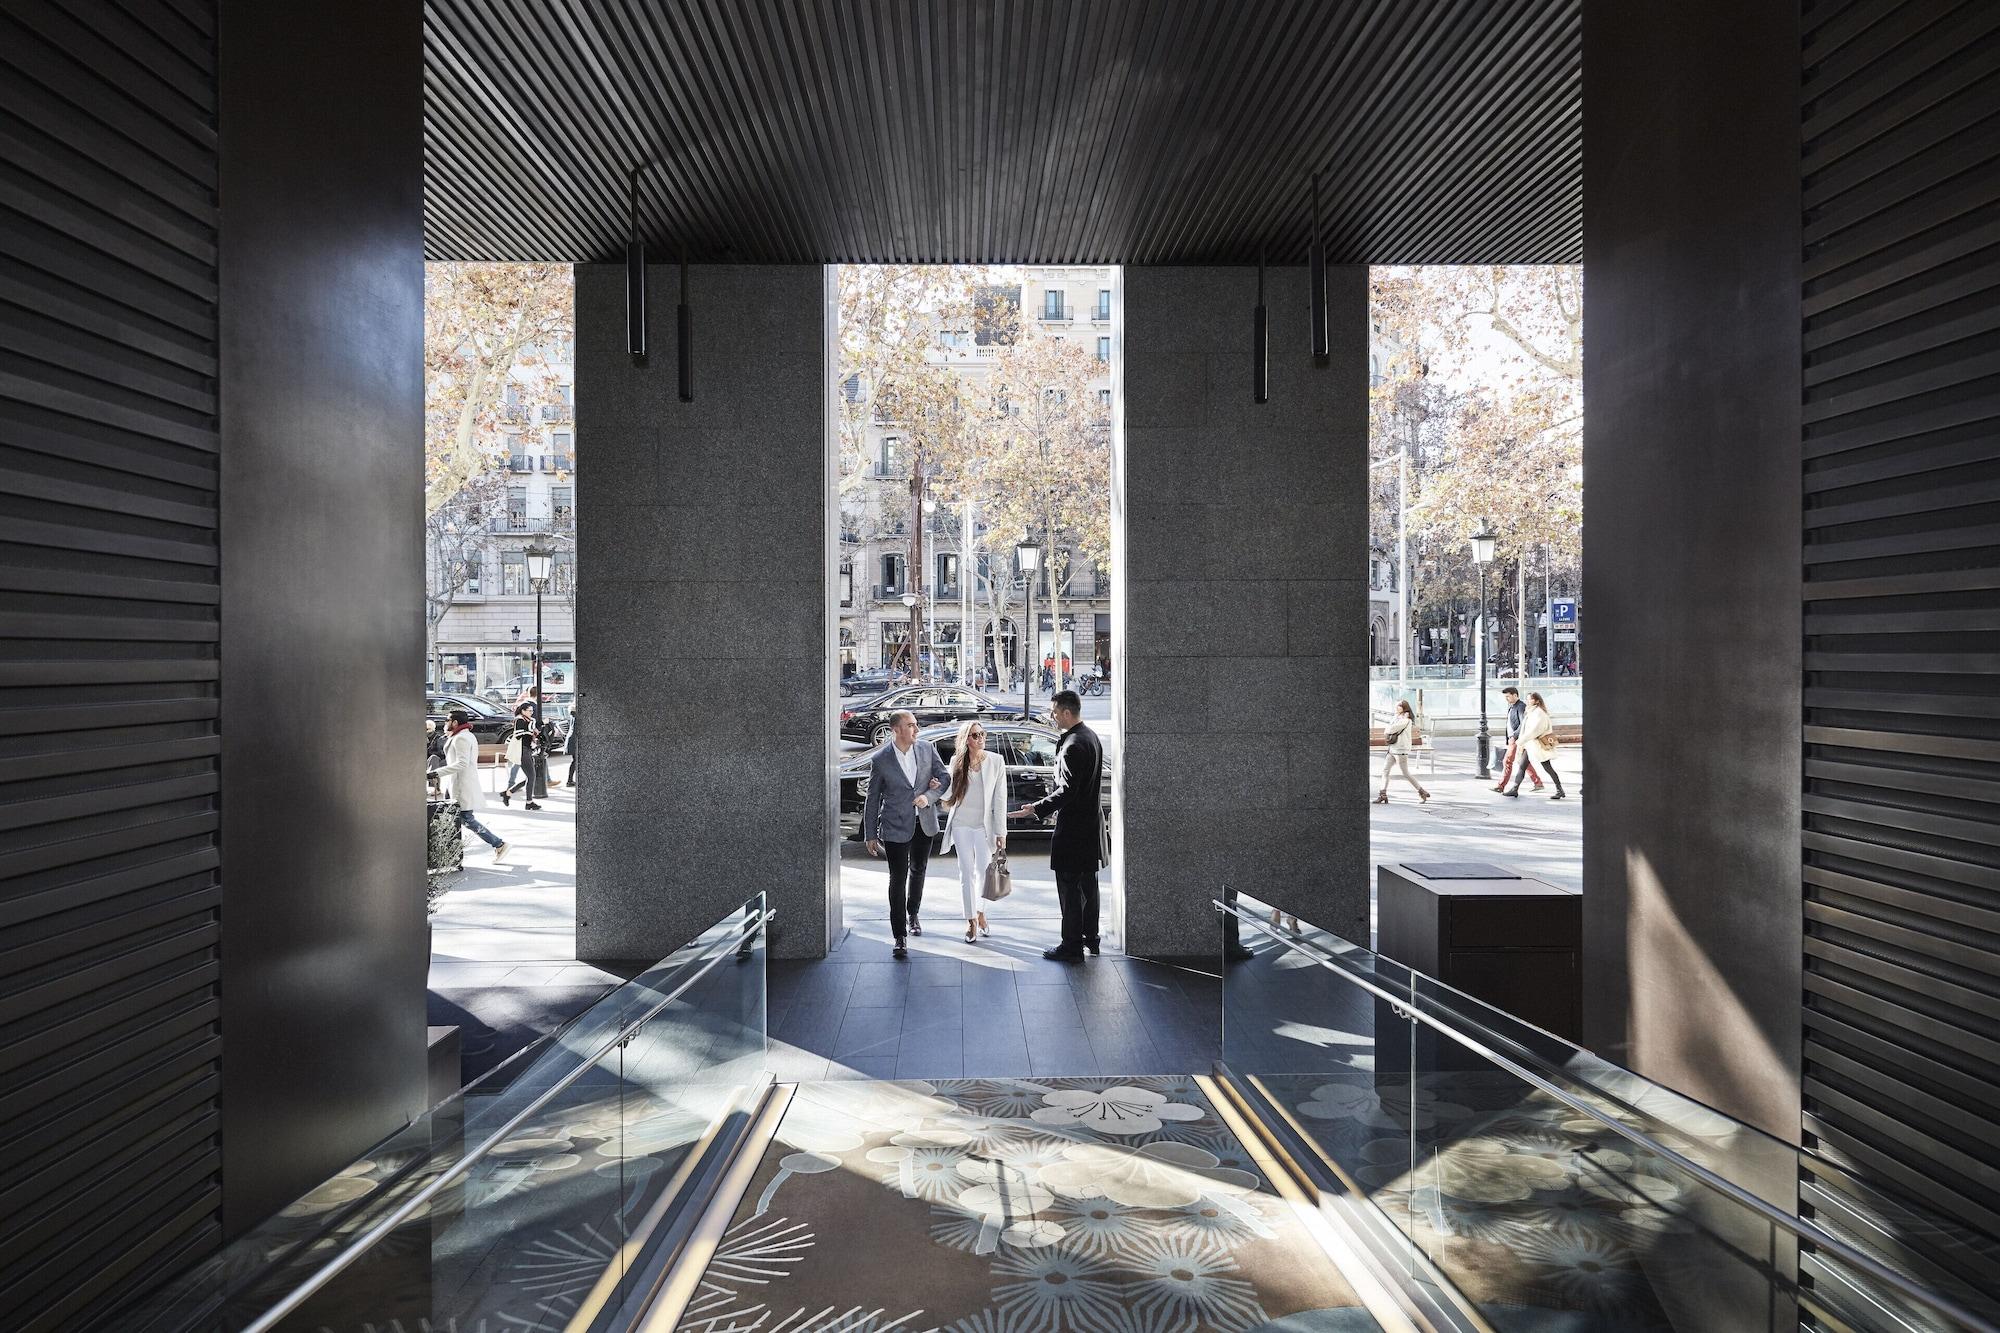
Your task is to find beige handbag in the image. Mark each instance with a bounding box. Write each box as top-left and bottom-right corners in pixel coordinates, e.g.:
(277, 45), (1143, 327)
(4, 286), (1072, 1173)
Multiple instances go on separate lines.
(981, 845), (1013, 901)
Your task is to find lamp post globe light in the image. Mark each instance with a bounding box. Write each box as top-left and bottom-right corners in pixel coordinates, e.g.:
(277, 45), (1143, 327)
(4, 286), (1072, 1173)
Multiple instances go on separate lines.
(1470, 523), (1498, 780)
(525, 541), (553, 797)
(1016, 538), (1042, 722)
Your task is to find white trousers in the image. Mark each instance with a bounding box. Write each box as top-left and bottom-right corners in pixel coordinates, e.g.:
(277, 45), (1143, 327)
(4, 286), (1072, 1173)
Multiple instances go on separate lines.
(953, 825), (994, 918)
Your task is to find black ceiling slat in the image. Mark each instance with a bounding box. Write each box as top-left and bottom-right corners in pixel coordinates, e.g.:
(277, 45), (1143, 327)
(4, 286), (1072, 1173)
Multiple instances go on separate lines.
(420, 1), (1580, 261)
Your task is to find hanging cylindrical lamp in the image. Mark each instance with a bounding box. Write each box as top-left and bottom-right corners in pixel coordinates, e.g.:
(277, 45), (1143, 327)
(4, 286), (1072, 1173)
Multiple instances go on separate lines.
(677, 255), (693, 402)
(1252, 247), (1269, 404)
(1309, 173), (1328, 366)
(626, 164), (647, 366)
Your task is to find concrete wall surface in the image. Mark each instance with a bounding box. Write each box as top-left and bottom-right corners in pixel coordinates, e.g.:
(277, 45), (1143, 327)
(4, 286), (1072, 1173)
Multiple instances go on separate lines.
(574, 264), (829, 960)
(1121, 265), (1370, 956)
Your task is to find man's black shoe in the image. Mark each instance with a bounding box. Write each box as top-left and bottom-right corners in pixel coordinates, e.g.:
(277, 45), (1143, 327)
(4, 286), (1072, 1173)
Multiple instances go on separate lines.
(892, 941), (908, 960)
(1084, 937), (1101, 956)
(909, 917), (923, 937)
(1224, 943), (1256, 963)
(1042, 946), (1084, 962)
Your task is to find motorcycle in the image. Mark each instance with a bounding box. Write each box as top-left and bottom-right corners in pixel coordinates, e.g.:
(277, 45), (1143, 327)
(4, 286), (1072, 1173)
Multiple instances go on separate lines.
(1075, 670), (1107, 697)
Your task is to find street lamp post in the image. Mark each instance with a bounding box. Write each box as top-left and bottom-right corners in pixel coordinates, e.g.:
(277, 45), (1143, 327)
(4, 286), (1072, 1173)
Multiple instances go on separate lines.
(526, 541), (552, 797)
(1470, 523), (1498, 780)
(900, 591), (919, 679)
(1017, 538), (1041, 721)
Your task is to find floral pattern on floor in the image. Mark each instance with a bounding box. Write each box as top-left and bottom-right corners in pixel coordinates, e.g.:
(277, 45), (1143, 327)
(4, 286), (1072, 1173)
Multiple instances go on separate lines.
(678, 1076), (1374, 1333)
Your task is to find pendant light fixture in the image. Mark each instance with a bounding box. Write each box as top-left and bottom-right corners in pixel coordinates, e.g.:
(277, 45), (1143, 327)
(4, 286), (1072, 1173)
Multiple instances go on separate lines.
(626, 165), (648, 366)
(1253, 247), (1269, 404)
(1309, 172), (1328, 367)
(677, 255), (693, 403)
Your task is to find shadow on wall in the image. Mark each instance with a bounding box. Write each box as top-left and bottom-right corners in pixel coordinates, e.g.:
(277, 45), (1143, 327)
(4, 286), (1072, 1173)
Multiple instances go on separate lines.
(1624, 847), (1792, 1136)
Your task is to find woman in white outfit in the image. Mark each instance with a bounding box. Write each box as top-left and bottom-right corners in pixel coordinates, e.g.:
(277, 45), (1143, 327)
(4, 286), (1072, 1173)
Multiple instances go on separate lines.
(939, 719), (1008, 944)
(1375, 699), (1430, 803)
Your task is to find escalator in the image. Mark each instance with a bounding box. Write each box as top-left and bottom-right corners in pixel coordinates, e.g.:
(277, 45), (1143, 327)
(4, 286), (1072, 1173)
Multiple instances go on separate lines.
(119, 894), (1999, 1333)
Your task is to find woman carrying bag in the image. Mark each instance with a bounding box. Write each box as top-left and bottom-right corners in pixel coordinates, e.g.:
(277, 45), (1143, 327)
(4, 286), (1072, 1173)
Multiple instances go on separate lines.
(1375, 699), (1430, 803)
(939, 720), (1008, 943)
(1504, 691), (1568, 800)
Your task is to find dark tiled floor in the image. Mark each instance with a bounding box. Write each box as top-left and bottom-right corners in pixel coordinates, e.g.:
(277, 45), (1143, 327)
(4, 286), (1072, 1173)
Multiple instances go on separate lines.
(765, 938), (1222, 1082)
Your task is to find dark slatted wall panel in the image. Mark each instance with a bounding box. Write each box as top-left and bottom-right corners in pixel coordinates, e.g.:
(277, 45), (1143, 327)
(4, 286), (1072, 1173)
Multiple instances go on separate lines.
(1799, 0), (2000, 1302)
(0, 0), (223, 1327)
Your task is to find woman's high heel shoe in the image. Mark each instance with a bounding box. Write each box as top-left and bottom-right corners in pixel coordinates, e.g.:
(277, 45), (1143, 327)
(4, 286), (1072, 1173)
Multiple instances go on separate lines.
(977, 914), (990, 937)
(1373, 792), (1389, 804)
(1419, 790), (1431, 803)
(965, 922), (978, 943)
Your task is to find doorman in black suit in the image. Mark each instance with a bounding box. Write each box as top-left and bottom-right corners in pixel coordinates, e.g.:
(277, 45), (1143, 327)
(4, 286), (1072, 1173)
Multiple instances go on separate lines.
(1016, 689), (1105, 961)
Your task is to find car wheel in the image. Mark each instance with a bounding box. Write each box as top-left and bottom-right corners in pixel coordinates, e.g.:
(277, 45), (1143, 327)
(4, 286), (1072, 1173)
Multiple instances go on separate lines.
(871, 722), (895, 747)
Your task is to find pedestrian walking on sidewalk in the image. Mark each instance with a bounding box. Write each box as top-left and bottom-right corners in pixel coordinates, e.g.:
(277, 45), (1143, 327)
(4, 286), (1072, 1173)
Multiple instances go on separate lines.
(1492, 686), (1544, 793)
(500, 703), (542, 809)
(939, 719), (1008, 944)
(442, 710), (509, 862)
(1375, 700), (1430, 803)
(862, 710), (950, 959)
(1503, 691), (1568, 799)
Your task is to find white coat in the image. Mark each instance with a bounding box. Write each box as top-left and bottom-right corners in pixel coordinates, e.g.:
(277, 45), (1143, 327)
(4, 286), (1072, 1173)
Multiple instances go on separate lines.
(939, 753), (1008, 854)
(1518, 703), (1556, 758)
(443, 726), (485, 811)
(1386, 714), (1417, 755)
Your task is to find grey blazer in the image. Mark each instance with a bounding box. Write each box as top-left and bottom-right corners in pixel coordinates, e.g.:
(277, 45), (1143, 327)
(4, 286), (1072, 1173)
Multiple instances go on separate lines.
(862, 740), (951, 844)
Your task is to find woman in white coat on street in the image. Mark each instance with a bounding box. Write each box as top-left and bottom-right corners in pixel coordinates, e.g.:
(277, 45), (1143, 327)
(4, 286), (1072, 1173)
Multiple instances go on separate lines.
(1503, 691), (1567, 799)
(443, 710), (511, 861)
(940, 720), (1008, 943)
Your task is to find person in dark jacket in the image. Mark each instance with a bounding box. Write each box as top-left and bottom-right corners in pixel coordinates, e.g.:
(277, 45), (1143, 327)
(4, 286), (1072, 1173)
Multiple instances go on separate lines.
(500, 703), (542, 809)
(1015, 689), (1105, 961)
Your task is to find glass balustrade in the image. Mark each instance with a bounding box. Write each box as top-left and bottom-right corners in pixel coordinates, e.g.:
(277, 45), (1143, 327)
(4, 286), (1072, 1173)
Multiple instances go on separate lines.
(129, 895), (769, 1333)
(1218, 889), (1999, 1333)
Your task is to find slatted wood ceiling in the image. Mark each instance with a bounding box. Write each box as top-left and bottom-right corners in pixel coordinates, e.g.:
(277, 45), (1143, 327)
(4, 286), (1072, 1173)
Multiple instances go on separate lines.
(0, 1), (223, 1328)
(1799, 0), (2000, 1304)
(421, 0), (1581, 266)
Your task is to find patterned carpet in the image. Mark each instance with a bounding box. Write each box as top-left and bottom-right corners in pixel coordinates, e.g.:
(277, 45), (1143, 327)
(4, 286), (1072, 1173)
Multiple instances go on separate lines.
(676, 1076), (1381, 1333)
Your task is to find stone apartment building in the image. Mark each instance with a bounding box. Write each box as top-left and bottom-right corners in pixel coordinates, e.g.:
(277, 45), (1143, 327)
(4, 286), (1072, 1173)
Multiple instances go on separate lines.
(840, 265), (1114, 683)
(428, 355), (577, 699)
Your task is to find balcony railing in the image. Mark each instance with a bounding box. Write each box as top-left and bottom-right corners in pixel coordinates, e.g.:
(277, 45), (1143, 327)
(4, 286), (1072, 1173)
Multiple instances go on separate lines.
(540, 404), (572, 422)
(875, 584), (907, 601)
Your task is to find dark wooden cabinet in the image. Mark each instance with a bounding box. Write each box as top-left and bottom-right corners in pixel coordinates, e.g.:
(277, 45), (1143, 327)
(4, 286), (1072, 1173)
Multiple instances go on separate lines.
(1376, 863), (1582, 1071)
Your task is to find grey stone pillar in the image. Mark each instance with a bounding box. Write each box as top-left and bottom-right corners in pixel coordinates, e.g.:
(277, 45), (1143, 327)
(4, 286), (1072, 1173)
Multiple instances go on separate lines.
(1122, 266), (1369, 958)
(574, 264), (831, 961)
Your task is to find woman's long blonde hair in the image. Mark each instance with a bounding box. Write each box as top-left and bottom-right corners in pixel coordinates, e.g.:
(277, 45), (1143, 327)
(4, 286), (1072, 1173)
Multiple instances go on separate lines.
(946, 719), (986, 807)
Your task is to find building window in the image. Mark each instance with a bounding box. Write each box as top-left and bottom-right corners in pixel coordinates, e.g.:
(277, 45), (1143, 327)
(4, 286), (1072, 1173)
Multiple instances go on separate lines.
(551, 486), (573, 524)
(1098, 388), (1111, 410)
(551, 430), (573, 470)
(507, 486), (527, 529)
(881, 552), (904, 593)
(842, 373), (863, 403)
(879, 436), (902, 476)
(460, 557), (482, 596)
(1042, 289), (1065, 320)
(1096, 289), (1111, 320)
(936, 551), (959, 592)
(507, 434), (528, 471)
(501, 550), (528, 596)
(1095, 336), (1110, 363)
(553, 551), (575, 594)
(839, 560), (853, 608)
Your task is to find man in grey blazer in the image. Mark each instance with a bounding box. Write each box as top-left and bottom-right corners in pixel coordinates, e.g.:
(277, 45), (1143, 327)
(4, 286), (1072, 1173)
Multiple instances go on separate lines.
(862, 710), (951, 959)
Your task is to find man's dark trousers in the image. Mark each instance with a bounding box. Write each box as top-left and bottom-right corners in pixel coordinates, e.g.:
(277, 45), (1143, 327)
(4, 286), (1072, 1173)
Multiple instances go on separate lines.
(884, 833), (931, 940)
(1056, 868), (1099, 952)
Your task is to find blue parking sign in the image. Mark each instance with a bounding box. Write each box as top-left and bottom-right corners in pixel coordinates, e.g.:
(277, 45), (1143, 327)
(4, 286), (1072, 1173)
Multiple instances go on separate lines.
(1551, 599), (1577, 624)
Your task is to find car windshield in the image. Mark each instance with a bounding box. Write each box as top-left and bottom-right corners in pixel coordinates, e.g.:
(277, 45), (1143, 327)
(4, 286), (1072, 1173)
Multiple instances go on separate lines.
(440, 693), (506, 718)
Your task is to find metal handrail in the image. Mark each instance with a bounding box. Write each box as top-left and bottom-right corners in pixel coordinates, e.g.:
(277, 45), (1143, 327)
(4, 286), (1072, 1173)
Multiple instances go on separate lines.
(238, 904), (773, 1333)
(1215, 897), (1999, 1333)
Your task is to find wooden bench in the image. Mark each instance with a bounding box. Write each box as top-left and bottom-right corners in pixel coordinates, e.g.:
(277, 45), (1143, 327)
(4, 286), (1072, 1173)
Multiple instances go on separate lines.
(1368, 724), (1438, 775)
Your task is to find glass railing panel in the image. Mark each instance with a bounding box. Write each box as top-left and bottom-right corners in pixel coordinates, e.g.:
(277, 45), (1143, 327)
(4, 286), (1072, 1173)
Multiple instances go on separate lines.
(126, 896), (770, 1333)
(1220, 892), (2000, 1333)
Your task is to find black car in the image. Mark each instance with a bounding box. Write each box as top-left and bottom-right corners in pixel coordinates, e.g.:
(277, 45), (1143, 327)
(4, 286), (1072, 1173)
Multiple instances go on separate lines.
(839, 667), (903, 697)
(839, 720), (1111, 845)
(839, 685), (1036, 747)
(426, 693), (512, 761)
